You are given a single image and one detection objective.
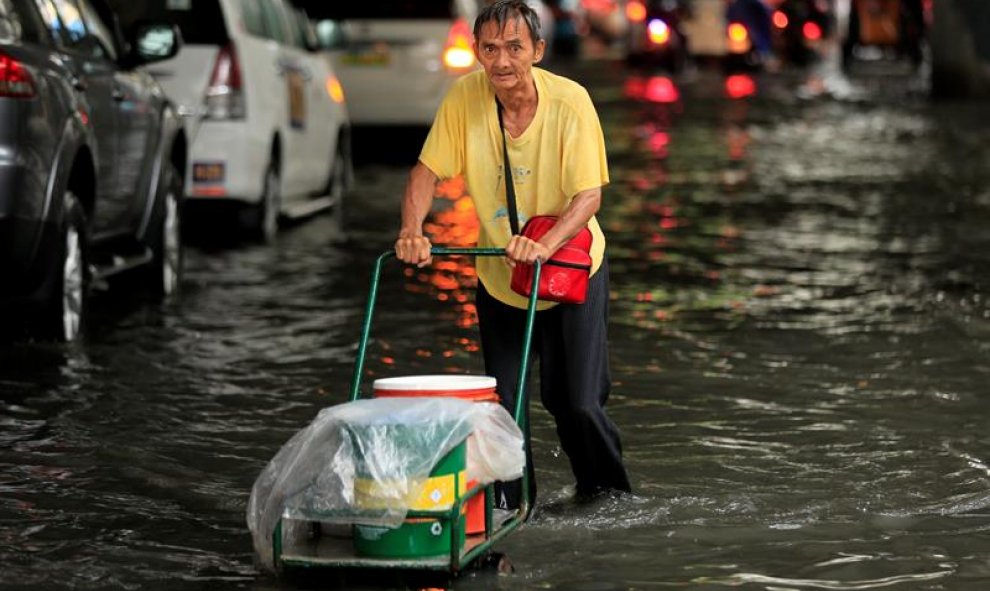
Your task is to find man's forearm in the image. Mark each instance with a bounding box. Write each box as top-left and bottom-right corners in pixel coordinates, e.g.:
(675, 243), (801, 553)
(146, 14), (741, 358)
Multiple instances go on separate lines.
(540, 187), (601, 254)
(400, 161), (439, 237)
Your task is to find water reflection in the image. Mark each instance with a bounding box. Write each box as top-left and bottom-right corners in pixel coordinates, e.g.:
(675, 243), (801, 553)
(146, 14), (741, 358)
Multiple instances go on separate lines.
(362, 177), (484, 380)
(624, 75), (681, 104)
(725, 73), (757, 99)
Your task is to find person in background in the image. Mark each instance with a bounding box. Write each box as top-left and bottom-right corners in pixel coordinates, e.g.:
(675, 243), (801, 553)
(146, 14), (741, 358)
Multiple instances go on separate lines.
(394, 0), (632, 515)
(726, 0), (775, 64)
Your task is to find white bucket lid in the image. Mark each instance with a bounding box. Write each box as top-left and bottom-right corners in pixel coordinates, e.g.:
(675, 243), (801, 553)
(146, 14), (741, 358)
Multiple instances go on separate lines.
(372, 374), (497, 391)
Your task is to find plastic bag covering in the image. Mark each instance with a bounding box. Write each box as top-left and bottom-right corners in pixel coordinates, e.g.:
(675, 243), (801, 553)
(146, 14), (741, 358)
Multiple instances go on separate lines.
(247, 397), (524, 569)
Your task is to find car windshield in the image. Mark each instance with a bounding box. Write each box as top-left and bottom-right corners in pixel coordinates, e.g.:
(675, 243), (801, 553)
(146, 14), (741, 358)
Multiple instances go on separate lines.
(315, 1), (454, 20)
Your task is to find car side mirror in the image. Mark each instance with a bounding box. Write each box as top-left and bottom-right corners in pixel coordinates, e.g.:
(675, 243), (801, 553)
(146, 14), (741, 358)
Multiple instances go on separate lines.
(125, 22), (182, 67)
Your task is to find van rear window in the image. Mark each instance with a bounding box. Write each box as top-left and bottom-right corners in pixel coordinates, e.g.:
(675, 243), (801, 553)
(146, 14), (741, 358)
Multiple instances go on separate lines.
(312, 1), (454, 20)
(158, 0), (228, 45)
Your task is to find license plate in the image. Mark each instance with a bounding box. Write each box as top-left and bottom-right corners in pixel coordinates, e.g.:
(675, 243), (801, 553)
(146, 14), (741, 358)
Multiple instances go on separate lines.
(193, 161), (225, 183)
(342, 44), (391, 67)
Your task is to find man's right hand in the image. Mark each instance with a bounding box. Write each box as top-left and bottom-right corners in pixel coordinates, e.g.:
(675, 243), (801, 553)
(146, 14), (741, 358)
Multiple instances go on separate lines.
(394, 233), (433, 268)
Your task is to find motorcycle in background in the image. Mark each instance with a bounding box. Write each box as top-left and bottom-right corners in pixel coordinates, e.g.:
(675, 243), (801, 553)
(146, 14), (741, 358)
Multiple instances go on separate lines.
(723, 0), (774, 72)
(772, 0), (832, 67)
(624, 0), (692, 73)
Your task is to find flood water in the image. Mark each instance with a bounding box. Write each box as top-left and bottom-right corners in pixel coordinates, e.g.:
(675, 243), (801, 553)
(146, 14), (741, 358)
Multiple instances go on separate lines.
(2, 55), (990, 590)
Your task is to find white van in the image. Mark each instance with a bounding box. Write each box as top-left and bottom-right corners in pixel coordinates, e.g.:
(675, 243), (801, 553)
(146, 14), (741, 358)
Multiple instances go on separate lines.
(304, 0), (481, 127)
(144, 0), (351, 240)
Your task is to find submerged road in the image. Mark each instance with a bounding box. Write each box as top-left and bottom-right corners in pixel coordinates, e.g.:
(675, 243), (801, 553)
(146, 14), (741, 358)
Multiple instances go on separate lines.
(2, 53), (990, 590)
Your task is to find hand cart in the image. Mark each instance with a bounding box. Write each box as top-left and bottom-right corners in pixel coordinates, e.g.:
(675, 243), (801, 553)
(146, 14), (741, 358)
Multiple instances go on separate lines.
(270, 247), (541, 580)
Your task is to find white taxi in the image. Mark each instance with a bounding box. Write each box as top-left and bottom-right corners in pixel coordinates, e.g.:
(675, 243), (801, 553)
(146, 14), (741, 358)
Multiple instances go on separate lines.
(144, 0), (351, 240)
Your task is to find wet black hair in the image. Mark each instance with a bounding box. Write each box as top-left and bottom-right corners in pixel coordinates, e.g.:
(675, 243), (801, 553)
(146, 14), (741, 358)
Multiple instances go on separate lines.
(474, 0), (543, 45)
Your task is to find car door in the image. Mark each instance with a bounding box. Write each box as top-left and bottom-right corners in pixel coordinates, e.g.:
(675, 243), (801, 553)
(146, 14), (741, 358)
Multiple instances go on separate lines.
(284, 6), (335, 197)
(257, 0), (307, 200)
(78, 0), (159, 231)
(38, 0), (121, 236)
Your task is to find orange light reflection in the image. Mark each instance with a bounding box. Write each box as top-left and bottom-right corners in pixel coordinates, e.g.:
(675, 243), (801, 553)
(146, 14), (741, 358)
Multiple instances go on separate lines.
(406, 176), (482, 336)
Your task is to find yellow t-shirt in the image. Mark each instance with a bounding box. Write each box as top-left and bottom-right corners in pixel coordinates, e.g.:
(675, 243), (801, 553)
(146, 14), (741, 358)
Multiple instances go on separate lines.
(419, 68), (609, 310)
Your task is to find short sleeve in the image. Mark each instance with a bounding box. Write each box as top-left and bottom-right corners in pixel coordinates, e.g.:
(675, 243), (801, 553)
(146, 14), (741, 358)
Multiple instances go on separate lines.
(419, 80), (467, 179)
(560, 89), (609, 199)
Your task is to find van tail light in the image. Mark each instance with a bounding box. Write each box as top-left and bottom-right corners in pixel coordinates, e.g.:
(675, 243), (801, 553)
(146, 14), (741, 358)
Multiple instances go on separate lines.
(0, 52), (36, 98)
(443, 18), (475, 71)
(626, 0), (647, 23)
(727, 22), (751, 54)
(647, 18), (671, 46)
(205, 43), (245, 120)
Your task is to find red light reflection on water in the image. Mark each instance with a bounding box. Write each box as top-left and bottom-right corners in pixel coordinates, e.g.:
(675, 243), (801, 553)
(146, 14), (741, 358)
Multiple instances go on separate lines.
(624, 77), (646, 99)
(624, 75), (679, 104)
(726, 125), (750, 161)
(648, 130), (670, 156)
(646, 77), (679, 103)
(725, 74), (756, 99)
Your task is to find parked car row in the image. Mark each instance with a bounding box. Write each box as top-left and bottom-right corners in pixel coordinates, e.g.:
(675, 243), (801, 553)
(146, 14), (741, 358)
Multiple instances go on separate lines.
(2, 0), (618, 344)
(140, 0), (352, 242)
(0, 0), (186, 342)
(1, 0), (358, 343)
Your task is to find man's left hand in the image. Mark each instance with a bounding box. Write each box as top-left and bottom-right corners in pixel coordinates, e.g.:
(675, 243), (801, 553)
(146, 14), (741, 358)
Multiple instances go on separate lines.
(505, 235), (550, 268)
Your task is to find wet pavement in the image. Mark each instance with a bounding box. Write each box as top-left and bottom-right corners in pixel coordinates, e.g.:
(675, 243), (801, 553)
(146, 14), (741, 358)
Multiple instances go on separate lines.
(2, 52), (990, 590)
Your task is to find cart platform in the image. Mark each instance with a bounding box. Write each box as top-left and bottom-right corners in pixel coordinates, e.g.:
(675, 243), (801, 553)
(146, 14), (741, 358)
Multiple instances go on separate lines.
(269, 248), (541, 578)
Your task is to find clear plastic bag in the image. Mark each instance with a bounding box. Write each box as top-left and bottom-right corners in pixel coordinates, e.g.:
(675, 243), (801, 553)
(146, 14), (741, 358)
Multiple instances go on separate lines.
(246, 397), (524, 570)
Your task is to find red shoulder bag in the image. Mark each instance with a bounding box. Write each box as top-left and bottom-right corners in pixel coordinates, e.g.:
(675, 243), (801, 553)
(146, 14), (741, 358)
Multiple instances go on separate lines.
(497, 100), (593, 304)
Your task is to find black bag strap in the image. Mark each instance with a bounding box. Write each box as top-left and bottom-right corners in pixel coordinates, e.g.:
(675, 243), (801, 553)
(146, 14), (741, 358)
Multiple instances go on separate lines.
(496, 98), (521, 236)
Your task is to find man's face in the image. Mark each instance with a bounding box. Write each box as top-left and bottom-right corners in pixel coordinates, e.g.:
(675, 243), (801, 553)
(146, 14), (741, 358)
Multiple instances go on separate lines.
(474, 16), (545, 92)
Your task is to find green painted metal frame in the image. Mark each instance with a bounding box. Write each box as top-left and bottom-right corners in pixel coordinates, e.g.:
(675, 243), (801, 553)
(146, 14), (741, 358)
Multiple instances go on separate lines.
(274, 247), (541, 575)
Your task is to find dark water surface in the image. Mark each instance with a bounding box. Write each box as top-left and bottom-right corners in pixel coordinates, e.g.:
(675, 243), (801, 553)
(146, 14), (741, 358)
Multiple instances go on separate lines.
(2, 58), (989, 590)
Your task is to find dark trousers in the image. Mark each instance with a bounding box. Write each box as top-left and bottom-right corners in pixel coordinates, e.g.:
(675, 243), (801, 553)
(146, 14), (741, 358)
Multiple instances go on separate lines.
(476, 259), (631, 512)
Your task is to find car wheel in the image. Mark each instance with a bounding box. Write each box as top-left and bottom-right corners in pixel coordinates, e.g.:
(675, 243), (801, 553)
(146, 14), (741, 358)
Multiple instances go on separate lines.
(147, 163), (183, 297)
(39, 192), (88, 342)
(327, 143), (350, 239)
(248, 163), (280, 242)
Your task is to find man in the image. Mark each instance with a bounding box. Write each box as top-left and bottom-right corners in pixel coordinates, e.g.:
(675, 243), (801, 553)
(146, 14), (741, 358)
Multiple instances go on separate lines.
(394, 0), (631, 514)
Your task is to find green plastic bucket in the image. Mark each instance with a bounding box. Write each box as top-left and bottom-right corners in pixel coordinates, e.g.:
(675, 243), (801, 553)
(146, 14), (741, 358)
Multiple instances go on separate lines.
(353, 441), (467, 558)
(372, 375), (498, 535)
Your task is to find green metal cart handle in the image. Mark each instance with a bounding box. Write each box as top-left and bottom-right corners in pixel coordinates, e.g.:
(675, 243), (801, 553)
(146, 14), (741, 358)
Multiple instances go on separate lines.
(348, 247), (541, 428)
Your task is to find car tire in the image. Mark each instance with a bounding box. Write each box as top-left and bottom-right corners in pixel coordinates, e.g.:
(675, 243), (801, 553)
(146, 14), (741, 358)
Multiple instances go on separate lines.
(242, 162), (280, 242)
(327, 142), (350, 240)
(38, 191), (88, 342)
(146, 163), (183, 297)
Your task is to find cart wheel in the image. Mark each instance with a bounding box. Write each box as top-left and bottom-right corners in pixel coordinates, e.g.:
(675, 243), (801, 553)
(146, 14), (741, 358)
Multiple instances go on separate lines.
(479, 551), (514, 574)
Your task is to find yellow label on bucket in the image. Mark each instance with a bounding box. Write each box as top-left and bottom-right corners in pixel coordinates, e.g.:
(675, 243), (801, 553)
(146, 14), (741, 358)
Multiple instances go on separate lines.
(355, 470), (467, 511)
